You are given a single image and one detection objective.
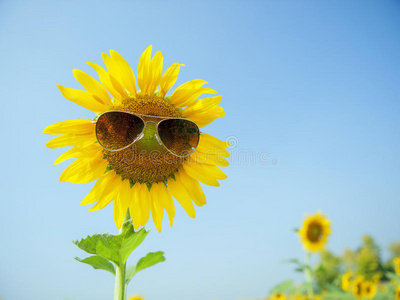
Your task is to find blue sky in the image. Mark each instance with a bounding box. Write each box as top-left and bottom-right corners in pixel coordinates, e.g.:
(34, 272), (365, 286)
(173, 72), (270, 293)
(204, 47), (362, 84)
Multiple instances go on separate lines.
(0, 1), (399, 299)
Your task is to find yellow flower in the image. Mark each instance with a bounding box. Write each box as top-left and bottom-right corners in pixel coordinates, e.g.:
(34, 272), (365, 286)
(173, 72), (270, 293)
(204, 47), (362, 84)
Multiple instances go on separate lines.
(298, 212), (331, 252)
(394, 257), (400, 275)
(129, 296), (144, 300)
(341, 271), (352, 291)
(270, 294), (286, 300)
(362, 281), (376, 299)
(352, 276), (364, 300)
(396, 284), (400, 300)
(44, 46), (229, 231)
(294, 294), (305, 300)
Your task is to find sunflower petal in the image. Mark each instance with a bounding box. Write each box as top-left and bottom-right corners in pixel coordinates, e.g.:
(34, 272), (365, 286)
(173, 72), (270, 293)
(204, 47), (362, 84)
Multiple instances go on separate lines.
(129, 184), (142, 230)
(160, 63), (185, 97)
(176, 170), (206, 206)
(136, 184), (151, 226)
(59, 152), (108, 184)
(87, 62), (122, 101)
(190, 151), (229, 167)
(46, 133), (97, 149)
(54, 144), (102, 165)
(167, 177), (196, 218)
(73, 69), (111, 105)
(109, 50), (137, 95)
(137, 45), (152, 94)
(56, 84), (108, 112)
(169, 79), (217, 108)
(183, 163), (227, 187)
(186, 106), (225, 127)
(81, 171), (113, 206)
(152, 183), (175, 227)
(89, 172), (122, 211)
(102, 53), (129, 98)
(182, 96), (222, 116)
(197, 133), (230, 157)
(147, 51), (163, 95)
(150, 189), (164, 232)
(114, 180), (131, 228)
(43, 119), (95, 135)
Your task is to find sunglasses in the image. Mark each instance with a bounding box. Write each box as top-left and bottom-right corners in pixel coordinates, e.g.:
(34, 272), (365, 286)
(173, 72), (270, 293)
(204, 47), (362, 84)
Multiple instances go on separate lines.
(92, 111), (201, 158)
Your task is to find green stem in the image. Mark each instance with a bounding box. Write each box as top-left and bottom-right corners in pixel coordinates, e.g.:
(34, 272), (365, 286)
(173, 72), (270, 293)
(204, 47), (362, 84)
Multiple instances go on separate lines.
(113, 211), (131, 300)
(305, 251), (314, 299)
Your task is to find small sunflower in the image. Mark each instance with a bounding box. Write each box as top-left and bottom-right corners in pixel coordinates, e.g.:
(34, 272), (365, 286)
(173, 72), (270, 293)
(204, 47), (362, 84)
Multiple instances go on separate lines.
(270, 293), (287, 300)
(394, 257), (400, 275)
(362, 281), (376, 299)
(341, 271), (352, 292)
(396, 284), (400, 300)
(298, 212), (331, 252)
(44, 46), (229, 231)
(352, 276), (364, 300)
(129, 296), (144, 300)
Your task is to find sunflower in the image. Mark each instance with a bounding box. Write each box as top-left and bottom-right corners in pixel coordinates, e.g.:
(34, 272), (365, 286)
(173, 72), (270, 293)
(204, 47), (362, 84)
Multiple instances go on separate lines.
(270, 293), (286, 300)
(352, 276), (364, 300)
(362, 281), (376, 299)
(44, 46), (229, 231)
(298, 212), (331, 252)
(394, 257), (400, 275)
(129, 296), (144, 300)
(396, 284), (400, 300)
(341, 271), (352, 292)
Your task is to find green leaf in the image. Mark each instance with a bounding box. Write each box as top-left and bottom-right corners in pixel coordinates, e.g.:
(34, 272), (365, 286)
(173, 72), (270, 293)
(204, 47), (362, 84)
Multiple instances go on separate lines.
(73, 227), (149, 267)
(270, 279), (294, 294)
(125, 251), (166, 284)
(75, 255), (115, 275)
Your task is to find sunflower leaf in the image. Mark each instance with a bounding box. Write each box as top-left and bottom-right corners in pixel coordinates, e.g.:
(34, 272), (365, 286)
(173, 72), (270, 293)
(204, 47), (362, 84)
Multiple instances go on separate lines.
(125, 251), (166, 284)
(73, 226), (149, 267)
(270, 279), (294, 294)
(75, 255), (115, 275)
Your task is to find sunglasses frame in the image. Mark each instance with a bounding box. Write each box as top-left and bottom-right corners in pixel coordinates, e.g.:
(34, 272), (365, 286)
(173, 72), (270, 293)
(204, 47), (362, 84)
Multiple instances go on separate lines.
(92, 110), (202, 158)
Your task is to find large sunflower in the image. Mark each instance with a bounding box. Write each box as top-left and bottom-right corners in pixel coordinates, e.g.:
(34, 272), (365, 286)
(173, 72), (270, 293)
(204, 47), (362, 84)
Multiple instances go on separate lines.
(44, 46), (229, 231)
(298, 212), (331, 252)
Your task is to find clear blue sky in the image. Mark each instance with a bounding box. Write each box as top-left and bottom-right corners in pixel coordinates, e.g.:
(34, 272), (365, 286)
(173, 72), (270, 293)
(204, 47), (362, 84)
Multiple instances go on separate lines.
(0, 1), (399, 299)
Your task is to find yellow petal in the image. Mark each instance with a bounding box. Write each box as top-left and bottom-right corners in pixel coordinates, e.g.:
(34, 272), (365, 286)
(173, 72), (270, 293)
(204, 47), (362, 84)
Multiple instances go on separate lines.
(80, 172), (111, 206)
(54, 144), (102, 165)
(177, 170), (206, 206)
(110, 49), (137, 95)
(43, 119), (95, 135)
(167, 177), (196, 218)
(190, 151), (229, 167)
(56, 84), (108, 112)
(169, 79), (217, 108)
(152, 183), (175, 227)
(147, 51), (163, 95)
(137, 45), (152, 94)
(72, 69), (111, 105)
(59, 152), (107, 184)
(159, 63), (185, 97)
(197, 133), (230, 157)
(186, 106), (225, 128)
(89, 172), (121, 211)
(183, 162), (227, 187)
(87, 62), (122, 100)
(150, 189), (164, 232)
(114, 180), (131, 229)
(182, 96), (222, 116)
(102, 53), (129, 98)
(136, 184), (151, 226)
(129, 184), (142, 230)
(46, 133), (96, 149)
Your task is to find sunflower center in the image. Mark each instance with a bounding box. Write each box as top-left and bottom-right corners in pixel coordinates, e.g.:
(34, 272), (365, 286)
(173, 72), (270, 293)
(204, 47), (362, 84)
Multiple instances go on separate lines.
(306, 221), (323, 242)
(102, 94), (185, 184)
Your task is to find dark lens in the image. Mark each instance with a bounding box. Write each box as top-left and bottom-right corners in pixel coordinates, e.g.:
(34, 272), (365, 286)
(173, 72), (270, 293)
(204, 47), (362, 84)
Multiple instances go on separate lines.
(158, 119), (200, 157)
(96, 112), (144, 150)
